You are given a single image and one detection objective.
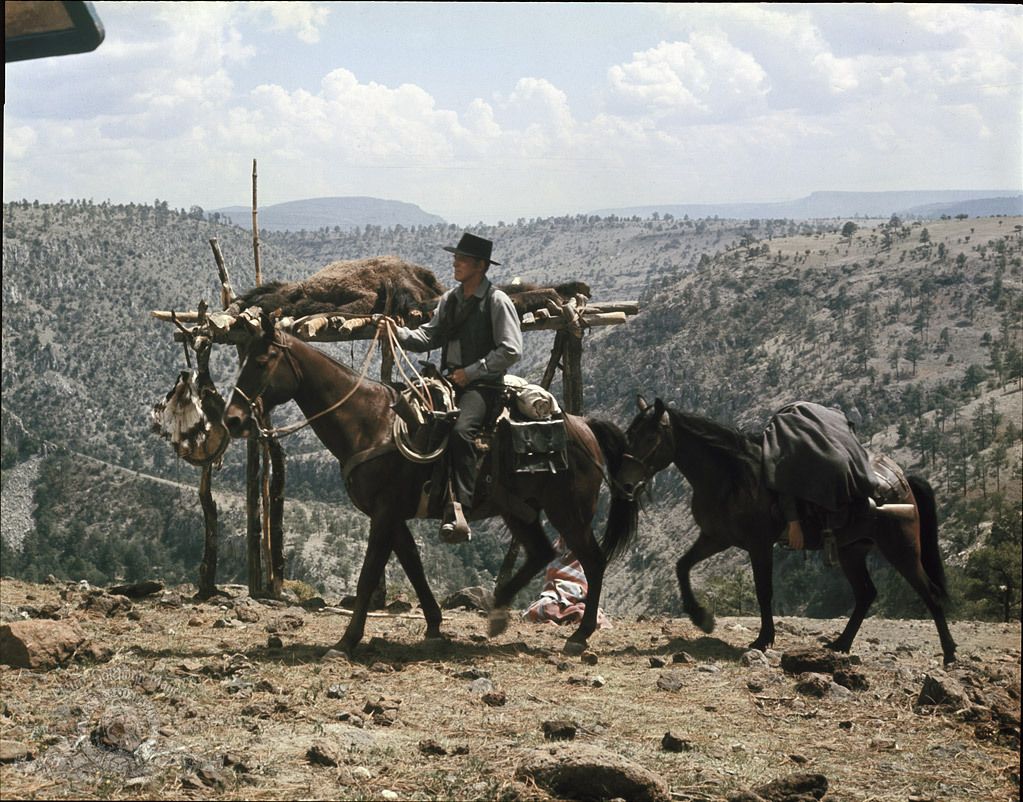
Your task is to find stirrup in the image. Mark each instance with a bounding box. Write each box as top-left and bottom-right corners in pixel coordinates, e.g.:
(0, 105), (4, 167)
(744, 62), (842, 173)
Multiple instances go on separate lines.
(440, 501), (471, 543)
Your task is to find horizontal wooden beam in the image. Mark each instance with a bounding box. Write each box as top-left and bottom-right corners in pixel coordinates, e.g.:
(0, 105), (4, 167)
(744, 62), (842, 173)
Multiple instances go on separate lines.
(159, 299), (638, 344)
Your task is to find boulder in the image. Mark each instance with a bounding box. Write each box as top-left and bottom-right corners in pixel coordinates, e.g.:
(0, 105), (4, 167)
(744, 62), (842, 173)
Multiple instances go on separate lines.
(0, 619), (89, 669)
(441, 586), (493, 611)
(516, 744), (671, 802)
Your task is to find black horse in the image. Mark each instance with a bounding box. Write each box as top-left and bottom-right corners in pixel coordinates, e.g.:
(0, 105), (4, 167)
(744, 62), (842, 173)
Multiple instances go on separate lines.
(223, 313), (639, 655)
(619, 396), (956, 664)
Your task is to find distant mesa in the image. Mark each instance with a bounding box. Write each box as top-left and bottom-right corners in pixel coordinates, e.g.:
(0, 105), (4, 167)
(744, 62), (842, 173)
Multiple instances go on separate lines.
(591, 190), (1022, 221)
(211, 196), (446, 232)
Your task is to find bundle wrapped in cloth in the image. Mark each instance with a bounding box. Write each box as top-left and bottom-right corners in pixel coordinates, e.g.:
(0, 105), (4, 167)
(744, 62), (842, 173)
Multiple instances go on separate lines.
(503, 375), (561, 420)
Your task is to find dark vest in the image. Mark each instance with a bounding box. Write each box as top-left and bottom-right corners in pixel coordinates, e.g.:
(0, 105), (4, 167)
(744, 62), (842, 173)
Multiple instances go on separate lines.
(441, 283), (496, 373)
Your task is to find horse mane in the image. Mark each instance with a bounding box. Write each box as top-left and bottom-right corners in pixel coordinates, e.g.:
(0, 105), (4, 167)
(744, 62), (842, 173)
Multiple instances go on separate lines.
(666, 406), (762, 488)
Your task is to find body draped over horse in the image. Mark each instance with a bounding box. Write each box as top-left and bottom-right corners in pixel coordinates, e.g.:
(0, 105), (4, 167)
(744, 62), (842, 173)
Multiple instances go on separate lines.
(619, 396), (956, 664)
(223, 311), (639, 655)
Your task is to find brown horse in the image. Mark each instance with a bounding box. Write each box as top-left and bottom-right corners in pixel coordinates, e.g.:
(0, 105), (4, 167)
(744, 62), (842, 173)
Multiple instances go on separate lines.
(223, 314), (638, 655)
(619, 396), (957, 664)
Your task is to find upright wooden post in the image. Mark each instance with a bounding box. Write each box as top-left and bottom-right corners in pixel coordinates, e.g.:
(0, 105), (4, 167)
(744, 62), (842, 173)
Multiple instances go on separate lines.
(246, 437), (264, 597)
(197, 465), (219, 599)
(268, 439), (286, 597)
(251, 159), (262, 287)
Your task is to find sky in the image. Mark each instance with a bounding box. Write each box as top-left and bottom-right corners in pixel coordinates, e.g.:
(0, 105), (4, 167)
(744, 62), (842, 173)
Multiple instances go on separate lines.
(4, 2), (1022, 225)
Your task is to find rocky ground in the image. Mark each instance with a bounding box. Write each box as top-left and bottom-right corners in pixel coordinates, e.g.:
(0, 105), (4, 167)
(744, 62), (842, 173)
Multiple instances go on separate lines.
(0, 578), (1019, 802)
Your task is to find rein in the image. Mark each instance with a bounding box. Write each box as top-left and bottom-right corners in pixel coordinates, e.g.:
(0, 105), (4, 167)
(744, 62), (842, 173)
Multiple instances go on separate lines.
(621, 413), (675, 498)
(235, 326), (384, 439)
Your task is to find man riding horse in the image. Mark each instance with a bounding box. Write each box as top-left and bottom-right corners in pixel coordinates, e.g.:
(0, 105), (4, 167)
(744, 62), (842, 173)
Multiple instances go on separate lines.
(380, 233), (523, 543)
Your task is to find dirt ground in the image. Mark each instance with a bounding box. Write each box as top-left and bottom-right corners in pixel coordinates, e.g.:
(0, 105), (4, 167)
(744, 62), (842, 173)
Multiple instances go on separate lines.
(0, 578), (1019, 802)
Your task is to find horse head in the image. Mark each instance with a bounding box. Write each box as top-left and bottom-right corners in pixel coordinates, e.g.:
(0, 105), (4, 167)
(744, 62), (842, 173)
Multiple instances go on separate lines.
(619, 395), (675, 499)
(224, 310), (299, 438)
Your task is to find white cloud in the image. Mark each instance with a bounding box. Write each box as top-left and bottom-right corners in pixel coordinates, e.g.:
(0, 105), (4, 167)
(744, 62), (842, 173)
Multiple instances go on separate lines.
(250, 2), (331, 44)
(608, 34), (769, 121)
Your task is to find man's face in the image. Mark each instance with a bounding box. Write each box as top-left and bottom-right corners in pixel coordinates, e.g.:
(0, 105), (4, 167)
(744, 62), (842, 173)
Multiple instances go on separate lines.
(453, 253), (486, 284)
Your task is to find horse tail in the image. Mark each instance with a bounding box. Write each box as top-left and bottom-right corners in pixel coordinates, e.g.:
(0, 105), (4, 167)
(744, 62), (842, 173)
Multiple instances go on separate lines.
(585, 417), (640, 563)
(909, 474), (949, 603)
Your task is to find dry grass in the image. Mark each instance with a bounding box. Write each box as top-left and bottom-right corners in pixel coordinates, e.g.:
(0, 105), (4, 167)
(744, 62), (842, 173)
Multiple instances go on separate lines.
(0, 578), (1018, 801)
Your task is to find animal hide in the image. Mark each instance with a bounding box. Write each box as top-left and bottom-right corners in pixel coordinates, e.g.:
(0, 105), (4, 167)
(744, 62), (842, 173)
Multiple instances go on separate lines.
(229, 256), (445, 325)
(151, 371), (230, 466)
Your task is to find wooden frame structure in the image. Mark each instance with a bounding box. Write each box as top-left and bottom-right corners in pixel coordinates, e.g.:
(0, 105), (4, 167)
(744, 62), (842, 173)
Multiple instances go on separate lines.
(152, 165), (638, 598)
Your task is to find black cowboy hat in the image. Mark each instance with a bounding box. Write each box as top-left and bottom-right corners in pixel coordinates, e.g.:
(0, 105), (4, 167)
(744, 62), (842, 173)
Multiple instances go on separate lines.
(442, 232), (500, 265)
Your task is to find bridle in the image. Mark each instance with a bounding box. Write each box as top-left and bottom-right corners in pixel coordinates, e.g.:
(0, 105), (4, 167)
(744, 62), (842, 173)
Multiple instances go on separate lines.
(621, 411), (674, 500)
(232, 334), (299, 429)
(231, 327), (382, 439)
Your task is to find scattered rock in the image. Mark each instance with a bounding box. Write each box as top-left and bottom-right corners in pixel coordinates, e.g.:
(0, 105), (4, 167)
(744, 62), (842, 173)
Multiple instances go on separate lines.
(516, 743), (671, 802)
(482, 690), (507, 707)
(781, 647), (847, 675)
(580, 650), (599, 666)
(385, 597), (413, 614)
(833, 668), (870, 691)
(660, 731), (692, 752)
(266, 612), (304, 633)
(469, 677), (496, 695)
(371, 662), (396, 674)
(794, 673), (832, 697)
(267, 635), (284, 649)
(656, 671), (685, 692)
(916, 671), (971, 710)
(0, 619), (89, 669)
(78, 592), (133, 618)
(307, 740), (340, 767)
(326, 684), (347, 699)
(234, 603), (261, 623)
(0, 740), (33, 763)
(543, 720), (578, 741)
(671, 651), (695, 664)
(441, 586), (494, 611)
(741, 649), (770, 668)
(106, 580), (164, 598)
(648, 656), (667, 668)
(419, 738), (448, 755)
(749, 772), (828, 801)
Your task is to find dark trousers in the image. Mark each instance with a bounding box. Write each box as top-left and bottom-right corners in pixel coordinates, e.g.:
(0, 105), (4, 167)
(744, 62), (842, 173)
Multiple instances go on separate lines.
(449, 385), (498, 512)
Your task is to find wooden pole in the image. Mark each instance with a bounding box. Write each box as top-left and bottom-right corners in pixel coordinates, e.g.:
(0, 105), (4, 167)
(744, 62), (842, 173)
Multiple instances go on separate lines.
(209, 237), (236, 308)
(261, 439), (274, 594)
(251, 159), (262, 287)
(269, 438), (286, 598)
(197, 464), (219, 599)
(246, 437), (264, 597)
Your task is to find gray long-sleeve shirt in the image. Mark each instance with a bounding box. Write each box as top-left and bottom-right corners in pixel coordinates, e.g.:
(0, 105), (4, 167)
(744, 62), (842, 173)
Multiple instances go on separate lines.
(394, 277), (522, 383)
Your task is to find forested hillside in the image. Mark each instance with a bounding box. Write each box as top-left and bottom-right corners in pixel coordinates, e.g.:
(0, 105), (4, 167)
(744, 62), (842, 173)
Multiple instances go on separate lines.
(2, 200), (1020, 624)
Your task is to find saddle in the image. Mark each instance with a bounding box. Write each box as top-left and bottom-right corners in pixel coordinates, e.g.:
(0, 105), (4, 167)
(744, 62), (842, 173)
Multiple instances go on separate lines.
(392, 370), (569, 520)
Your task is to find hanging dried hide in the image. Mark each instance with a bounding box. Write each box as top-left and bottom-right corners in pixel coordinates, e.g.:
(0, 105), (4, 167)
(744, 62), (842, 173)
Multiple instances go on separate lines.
(151, 370), (230, 466)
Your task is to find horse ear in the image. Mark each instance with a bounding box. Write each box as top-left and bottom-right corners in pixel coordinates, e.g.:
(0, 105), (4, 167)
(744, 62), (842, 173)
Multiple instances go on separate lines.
(654, 398), (669, 426)
(637, 394), (649, 411)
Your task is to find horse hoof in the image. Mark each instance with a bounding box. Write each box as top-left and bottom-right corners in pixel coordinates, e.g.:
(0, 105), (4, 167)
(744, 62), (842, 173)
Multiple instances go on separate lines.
(488, 608), (510, 638)
(562, 640), (587, 656)
(327, 641), (355, 660)
(691, 608), (715, 634)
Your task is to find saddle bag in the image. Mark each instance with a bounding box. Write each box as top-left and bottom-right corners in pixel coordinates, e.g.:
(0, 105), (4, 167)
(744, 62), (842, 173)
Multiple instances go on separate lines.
(500, 416), (569, 475)
(870, 452), (912, 505)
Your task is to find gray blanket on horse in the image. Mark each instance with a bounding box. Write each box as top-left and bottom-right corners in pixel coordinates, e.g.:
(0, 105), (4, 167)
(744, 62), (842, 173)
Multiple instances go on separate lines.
(761, 402), (877, 512)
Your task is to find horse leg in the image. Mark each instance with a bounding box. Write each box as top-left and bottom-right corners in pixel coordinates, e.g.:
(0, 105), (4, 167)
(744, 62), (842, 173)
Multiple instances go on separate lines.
(389, 520), (443, 640)
(827, 538), (875, 654)
(677, 531), (729, 634)
(489, 516), (554, 639)
(873, 520), (958, 664)
(562, 532), (606, 655)
(748, 541), (776, 651)
(335, 515), (395, 656)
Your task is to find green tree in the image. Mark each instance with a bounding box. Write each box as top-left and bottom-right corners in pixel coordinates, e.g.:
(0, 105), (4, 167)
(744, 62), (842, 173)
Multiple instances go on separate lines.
(960, 506), (1022, 622)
